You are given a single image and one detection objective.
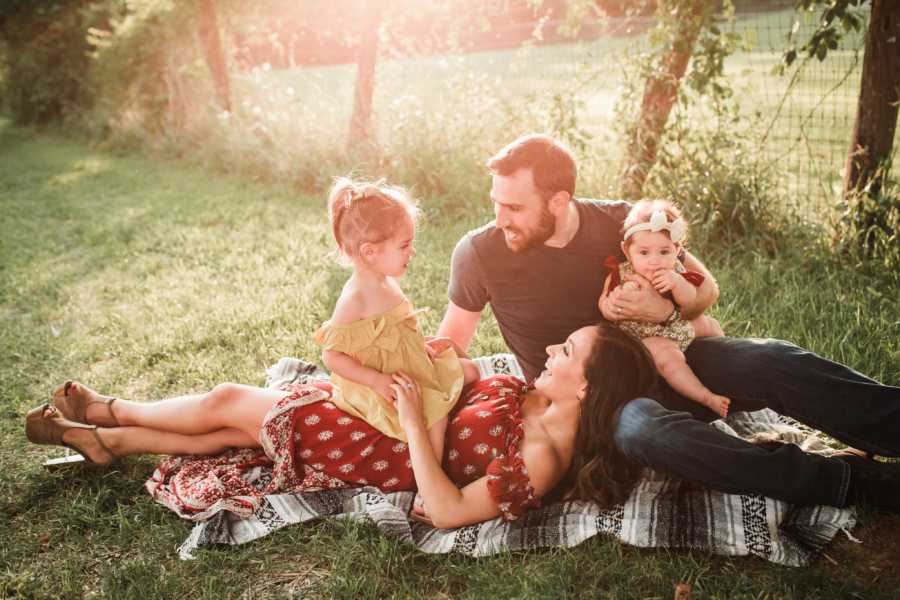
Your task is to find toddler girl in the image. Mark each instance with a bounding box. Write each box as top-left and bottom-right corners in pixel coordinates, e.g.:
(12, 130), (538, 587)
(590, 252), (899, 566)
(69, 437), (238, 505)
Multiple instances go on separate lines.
(316, 178), (480, 462)
(600, 199), (730, 417)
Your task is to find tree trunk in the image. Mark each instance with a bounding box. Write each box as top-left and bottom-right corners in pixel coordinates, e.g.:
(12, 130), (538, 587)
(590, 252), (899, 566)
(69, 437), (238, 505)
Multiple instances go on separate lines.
(843, 0), (900, 199)
(620, 5), (704, 200)
(348, 2), (384, 149)
(198, 0), (231, 113)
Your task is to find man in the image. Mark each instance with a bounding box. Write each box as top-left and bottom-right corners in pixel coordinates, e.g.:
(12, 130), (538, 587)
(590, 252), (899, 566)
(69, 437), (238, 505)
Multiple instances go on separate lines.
(437, 133), (900, 511)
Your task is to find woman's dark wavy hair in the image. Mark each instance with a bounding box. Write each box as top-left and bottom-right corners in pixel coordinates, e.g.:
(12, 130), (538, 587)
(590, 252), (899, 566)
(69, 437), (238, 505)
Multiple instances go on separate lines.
(560, 322), (658, 507)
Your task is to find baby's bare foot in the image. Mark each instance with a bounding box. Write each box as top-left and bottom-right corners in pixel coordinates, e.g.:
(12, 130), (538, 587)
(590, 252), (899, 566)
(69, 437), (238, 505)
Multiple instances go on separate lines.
(705, 393), (731, 418)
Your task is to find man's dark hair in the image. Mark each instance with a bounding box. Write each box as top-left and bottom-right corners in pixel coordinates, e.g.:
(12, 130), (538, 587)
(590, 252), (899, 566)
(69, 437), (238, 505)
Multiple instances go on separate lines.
(487, 134), (577, 200)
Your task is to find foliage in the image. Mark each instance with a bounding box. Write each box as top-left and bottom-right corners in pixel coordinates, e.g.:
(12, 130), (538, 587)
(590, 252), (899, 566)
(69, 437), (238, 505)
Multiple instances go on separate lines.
(84, 0), (196, 139)
(610, 0), (798, 250)
(781, 0), (868, 69)
(0, 0), (107, 125)
(834, 177), (900, 287)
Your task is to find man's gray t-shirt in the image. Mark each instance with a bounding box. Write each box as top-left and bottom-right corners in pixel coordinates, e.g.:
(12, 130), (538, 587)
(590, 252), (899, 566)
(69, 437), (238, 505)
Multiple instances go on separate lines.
(448, 199), (631, 381)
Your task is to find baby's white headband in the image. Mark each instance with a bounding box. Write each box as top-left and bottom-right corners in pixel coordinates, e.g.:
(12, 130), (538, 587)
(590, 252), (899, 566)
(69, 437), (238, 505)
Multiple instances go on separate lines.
(623, 209), (686, 243)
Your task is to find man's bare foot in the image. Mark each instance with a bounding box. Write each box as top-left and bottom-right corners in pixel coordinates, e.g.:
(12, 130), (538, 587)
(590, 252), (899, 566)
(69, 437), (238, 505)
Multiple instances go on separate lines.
(52, 381), (120, 427)
(704, 393), (730, 418)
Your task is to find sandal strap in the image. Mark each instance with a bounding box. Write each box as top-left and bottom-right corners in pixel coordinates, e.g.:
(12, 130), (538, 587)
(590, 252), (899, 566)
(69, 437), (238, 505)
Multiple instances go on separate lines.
(58, 381), (120, 426)
(89, 427), (118, 461)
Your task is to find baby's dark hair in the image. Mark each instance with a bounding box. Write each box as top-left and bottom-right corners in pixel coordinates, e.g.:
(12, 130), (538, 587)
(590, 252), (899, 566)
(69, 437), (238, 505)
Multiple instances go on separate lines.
(327, 177), (419, 263)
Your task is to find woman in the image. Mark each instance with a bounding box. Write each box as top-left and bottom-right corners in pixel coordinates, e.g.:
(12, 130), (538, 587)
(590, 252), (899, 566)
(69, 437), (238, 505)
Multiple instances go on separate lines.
(25, 323), (656, 528)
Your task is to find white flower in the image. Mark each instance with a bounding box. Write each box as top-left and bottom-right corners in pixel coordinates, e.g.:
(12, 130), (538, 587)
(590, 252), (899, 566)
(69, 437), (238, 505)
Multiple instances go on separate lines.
(360, 445), (374, 457)
(489, 425), (503, 437)
(337, 416), (352, 426)
(356, 477), (368, 485)
(448, 449), (459, 461)
(300, 448), (313, 459)
(293, 432), (302, 442)
(311, 463), (325, 470)
(463, 464), (476, 475)
(317, 430), (334, 441)
(474, 443), (489, 455)
(383, 477), (399, 487)
(304, 414), (321, 426)
(339, 463), (354, 473)
(350, 431), (366, 441)
(476, 410), (491, 418)
(327, 449), (343, 460)
(392, 442), (408, 453)
(373, 460), (389, 471)
(322, 401), (336, 409)
(458, 427), (472, 440)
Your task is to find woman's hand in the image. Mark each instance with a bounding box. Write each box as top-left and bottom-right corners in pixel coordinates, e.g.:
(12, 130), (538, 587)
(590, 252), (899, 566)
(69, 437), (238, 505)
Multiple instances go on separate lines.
(409, 493), (433, 525)
(391, 372), (424, 432)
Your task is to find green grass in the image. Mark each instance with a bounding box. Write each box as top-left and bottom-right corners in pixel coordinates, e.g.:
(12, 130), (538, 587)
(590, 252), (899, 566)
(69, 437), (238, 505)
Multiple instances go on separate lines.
(2, 120), (899, 599)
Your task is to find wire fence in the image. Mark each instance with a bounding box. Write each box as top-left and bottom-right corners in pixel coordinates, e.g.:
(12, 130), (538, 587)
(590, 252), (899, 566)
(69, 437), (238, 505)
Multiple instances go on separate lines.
(238, 1), (890, 208)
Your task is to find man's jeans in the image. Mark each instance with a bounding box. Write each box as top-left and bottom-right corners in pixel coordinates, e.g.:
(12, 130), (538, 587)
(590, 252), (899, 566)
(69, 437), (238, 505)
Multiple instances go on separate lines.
(612, 336), (900, 507)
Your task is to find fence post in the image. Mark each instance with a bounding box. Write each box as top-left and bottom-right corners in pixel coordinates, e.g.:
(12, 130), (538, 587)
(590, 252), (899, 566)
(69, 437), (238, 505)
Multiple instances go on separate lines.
(198, 0), (231, 113)
(843, 0), (900, 199)
(348, 1), (385, 149)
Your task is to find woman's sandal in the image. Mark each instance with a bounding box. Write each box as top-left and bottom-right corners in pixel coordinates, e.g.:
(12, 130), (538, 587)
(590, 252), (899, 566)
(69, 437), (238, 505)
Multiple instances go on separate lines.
(51, 380), (119, 427)
(25, 403), (117, 466)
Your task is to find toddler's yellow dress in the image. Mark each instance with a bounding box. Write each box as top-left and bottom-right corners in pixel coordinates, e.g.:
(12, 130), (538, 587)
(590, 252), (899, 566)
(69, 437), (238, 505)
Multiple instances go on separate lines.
(314, 299), (464, 441)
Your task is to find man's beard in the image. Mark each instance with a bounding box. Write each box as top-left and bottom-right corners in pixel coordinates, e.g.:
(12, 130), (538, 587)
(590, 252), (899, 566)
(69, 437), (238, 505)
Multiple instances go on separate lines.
(504, 207), (556, 253)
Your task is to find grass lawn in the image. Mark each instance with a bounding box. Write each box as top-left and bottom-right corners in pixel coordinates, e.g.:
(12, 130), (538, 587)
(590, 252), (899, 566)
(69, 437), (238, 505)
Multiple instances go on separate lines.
(2, 119), (899, 599)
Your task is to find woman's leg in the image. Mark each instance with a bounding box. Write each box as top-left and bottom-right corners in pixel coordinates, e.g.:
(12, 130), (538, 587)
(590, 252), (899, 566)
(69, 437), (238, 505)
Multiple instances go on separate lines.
(77, 383), (287, 440)
(642, 337), (730, 418)
(60, 421), (259, 462)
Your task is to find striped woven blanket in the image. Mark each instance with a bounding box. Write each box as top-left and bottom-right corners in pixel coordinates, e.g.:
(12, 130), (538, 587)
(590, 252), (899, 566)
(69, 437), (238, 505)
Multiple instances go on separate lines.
(174, 355), (855, 566)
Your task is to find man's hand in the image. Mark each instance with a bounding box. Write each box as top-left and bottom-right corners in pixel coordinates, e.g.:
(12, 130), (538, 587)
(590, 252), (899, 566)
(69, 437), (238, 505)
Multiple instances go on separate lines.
(606, 273), (675, 323)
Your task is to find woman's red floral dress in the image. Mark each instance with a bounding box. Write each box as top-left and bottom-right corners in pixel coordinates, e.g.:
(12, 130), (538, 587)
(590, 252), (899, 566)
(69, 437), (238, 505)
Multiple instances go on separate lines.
(147, 376), (539, 522)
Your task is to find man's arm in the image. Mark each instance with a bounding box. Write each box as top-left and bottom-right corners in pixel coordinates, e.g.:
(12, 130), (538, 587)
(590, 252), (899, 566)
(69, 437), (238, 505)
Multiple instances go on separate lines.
(679, 251), (718, 320)
(604, 251), (719, 323)
(436, 300), (482, 354)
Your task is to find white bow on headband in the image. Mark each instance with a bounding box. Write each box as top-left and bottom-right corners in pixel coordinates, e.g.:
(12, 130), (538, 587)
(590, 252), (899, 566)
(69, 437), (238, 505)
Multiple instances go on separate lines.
(623, 210), (686, 243)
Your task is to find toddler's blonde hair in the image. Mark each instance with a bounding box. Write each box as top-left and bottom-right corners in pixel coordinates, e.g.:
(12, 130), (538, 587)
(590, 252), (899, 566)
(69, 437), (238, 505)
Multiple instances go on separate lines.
(327, 177), (419, 263)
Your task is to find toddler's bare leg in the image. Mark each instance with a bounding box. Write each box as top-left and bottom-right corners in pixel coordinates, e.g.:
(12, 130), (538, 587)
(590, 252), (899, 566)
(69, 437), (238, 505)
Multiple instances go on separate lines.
(642, 337), (731, 418)
(691, 314), (724, 338)
(460, 358), (481, 387)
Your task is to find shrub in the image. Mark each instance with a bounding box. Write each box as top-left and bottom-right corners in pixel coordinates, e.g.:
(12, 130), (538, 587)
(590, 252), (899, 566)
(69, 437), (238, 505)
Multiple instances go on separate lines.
(834, 180), (900, 287)
(0, 0), (106, 125)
